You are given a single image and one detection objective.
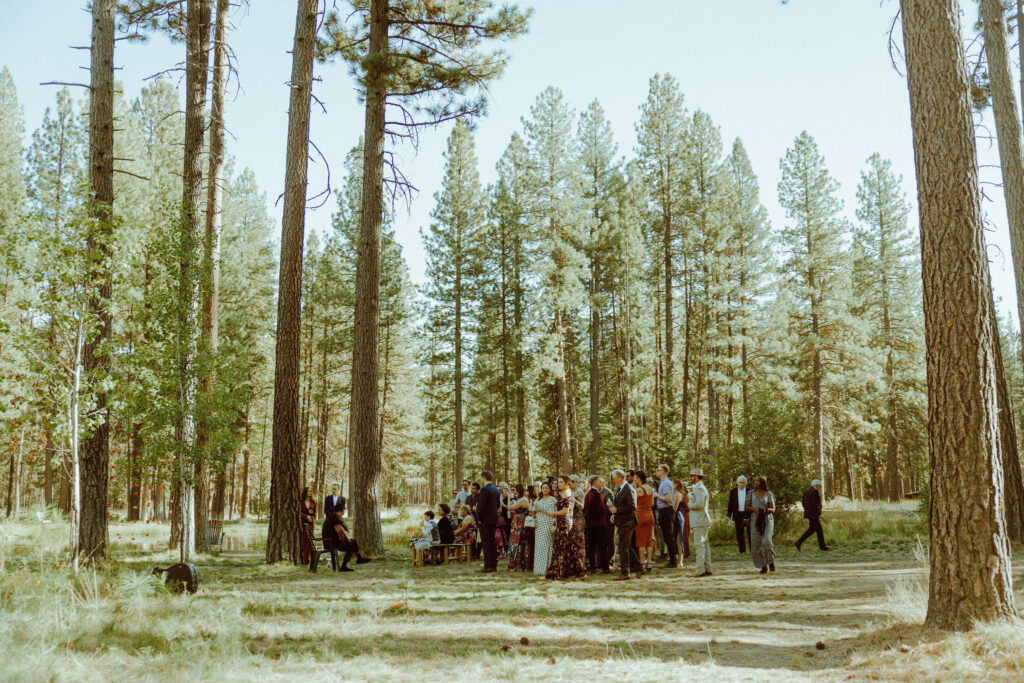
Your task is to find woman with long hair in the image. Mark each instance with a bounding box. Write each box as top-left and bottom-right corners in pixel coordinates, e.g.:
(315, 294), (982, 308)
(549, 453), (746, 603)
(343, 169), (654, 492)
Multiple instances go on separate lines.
(633, 471), (656, 573)
(542, 475), (587, 581)
(672, 478), (691, 568)
(506, 484), (531, 570)
(533, 482), (556, 575)
(751, 475), (777, 574)
(299, 486), (317, 566)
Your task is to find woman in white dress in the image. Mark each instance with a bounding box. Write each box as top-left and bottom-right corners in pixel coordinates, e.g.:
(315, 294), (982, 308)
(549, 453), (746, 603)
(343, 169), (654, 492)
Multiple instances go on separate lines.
(533, 482), (557, 576)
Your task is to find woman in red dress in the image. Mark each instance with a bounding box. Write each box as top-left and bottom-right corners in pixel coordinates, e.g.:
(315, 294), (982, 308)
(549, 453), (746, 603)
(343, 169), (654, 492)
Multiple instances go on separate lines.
(299, 486), (317, 566)
(542, 476), (587, 581)
(634, 471), (656, 573)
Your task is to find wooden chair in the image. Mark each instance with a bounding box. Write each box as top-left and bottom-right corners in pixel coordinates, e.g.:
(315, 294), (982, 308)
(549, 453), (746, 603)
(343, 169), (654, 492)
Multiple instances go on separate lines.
(304, 523), (338, 573)
(207, 520), (224, 551)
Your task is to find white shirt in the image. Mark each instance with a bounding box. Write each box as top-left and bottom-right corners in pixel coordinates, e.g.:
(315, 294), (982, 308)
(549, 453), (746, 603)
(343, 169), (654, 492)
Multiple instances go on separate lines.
(737, 486), (746, 511)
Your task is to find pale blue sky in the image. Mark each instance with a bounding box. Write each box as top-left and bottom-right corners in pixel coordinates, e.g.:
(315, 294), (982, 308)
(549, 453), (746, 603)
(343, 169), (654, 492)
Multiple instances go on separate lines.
(1, 0), (1019, 324)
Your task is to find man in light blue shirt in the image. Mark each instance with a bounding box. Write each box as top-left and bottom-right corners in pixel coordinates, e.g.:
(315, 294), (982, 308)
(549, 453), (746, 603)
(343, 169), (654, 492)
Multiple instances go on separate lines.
(655, 464), (677, 568)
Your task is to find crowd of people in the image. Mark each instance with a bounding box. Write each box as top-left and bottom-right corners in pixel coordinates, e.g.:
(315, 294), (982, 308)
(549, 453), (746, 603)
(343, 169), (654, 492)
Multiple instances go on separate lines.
(296, 466), (831, 579)
(411, 467), (832, 580)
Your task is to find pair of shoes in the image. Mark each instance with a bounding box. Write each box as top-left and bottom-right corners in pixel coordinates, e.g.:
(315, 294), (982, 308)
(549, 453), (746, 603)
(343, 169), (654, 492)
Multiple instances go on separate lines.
(614, 574), (632, 581)
(356, 556), (372, 565)
(339, 566), (354, 572)
(664, 561), (676, 568)
(821, 547), (832, 552)
(769, 564), (776, 573)
(759, 566), (768, 574)
(633, 572), (644, 579)
(794, 541), (802, 552)
(694, 571), (712, 577)
(478, 567), (497, 573)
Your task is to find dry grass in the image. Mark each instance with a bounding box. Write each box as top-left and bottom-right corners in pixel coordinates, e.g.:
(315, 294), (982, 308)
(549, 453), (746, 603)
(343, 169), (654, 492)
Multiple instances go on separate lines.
(0, 505), (1021, 682)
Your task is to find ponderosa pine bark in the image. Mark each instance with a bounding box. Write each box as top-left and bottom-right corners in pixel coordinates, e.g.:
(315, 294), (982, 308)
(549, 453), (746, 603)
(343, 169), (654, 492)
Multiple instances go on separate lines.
(266, 0), (317, 564)
(177, 0), (211, 562)
(900, 0), (1017, 630)
(349, 0), (388, 556)
(79, 0), (115, 562)
(978, 0), (1024, 543)
(196, 0), (231, 539)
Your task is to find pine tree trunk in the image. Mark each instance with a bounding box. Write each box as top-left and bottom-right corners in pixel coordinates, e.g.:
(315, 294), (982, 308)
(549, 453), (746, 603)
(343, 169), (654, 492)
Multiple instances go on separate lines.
(176, 0), (211, 563)
(589, 226), (600, 466)
(513, 242), (529, 484)
(555, 310), (571, 475)
(266, 0), (317, 564)
(900, 0), (1017, 630)
(978, 0), (1024, 542)
(79, 0), (115, 562)
(349, 0), (387, 556)
(43, 428), (53, 507)
(240, 447), (249, 519)
(128, 422), (142, 521)
(454, 258), (464, 485)
(991, 301), (1024, 543)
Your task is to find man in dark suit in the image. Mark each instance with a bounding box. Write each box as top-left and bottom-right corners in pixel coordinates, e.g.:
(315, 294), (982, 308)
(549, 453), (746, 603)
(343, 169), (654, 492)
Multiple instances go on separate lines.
(796, 479), (831, 551)
(584, 475), (611, 573)
(475, 470), (501, 572)
(727, 476), (752, 553)
(322, 510), (371, 571)
(324, 485), (344, 519)
(609, 469), (643, 581)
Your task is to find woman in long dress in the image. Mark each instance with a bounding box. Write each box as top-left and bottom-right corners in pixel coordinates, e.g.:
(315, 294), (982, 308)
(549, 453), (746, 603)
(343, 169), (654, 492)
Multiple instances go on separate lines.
(750, 475), (777, 574)
(633, 471), (656, 573)
(299, 486), (317, 566)
(532, 482), (556, 576)
(506, 484), (531, 570)
(543, 476), (587, 581)
(672, 479), (691, 568)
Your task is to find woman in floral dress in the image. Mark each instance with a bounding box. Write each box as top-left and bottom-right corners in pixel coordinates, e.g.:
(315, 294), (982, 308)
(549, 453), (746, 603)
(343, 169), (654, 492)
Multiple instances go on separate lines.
(506, 484), (531, 570)
(533, 482), (556, 575)
(543, 476), (587, 581)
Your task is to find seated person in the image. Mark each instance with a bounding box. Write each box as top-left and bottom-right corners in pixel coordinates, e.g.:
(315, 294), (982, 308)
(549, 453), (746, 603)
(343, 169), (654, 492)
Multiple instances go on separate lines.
(437, 504), (455, 544)
(411, 510), (438, 552)
(321, 510), (372, 572)
(452, 505), (476, 545)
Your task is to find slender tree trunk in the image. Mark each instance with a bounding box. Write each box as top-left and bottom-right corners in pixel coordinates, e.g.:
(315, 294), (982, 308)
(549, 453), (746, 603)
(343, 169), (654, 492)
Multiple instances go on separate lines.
(266, 0), (317, 564)
(454, 258), (464, 485)
(79, 0), (115, 562)
(513, 241), (528, 484)
(128, 422), (142, 521)
(978, 0), (1024, 542)
(901, 0), (1017, 630)
(555, 310), (571, 475)
(589, 227), (600, 466)
(177, 0), (212, 563)
(43, 428), (53, 507)
(349, 0), (387, 555)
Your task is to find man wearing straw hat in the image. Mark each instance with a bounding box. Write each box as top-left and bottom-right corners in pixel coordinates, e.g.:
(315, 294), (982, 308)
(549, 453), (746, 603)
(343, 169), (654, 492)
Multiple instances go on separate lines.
(688, 467), (713, 577)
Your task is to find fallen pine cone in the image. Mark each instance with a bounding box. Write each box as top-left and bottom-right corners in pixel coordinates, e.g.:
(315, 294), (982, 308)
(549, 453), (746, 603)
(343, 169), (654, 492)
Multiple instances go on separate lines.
(815, 641), (825, 650)
(520, 637), (530, 646)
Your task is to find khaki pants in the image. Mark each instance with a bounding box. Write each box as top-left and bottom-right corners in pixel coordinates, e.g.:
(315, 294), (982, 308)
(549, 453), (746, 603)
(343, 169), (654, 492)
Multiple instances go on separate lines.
(692, 525), (711, 574)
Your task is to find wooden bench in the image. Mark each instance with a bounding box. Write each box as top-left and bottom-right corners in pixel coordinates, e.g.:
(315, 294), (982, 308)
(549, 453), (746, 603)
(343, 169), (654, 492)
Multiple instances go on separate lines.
(411, 543), (468, 566)
(304, 523), (338, 573)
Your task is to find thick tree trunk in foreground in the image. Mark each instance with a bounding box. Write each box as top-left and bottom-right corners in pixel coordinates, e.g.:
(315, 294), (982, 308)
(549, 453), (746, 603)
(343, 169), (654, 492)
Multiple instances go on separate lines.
(349, 0), (388, 556)
(79, 0), (115, 561)
(177, 0), (212, 562)
(266, 0), (318, 564)
(978, 0), (1024, 542)
(900, 0), (1017, 630)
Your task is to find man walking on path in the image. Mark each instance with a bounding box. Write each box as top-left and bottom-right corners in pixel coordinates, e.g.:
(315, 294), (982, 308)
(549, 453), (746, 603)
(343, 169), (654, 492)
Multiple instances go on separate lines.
(727, 476), (752, 553)
(795, 479), (831, 552)
(688, 468), (712, 577)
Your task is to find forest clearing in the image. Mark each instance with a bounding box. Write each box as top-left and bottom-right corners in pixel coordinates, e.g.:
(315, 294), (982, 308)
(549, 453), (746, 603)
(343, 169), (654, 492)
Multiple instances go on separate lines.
(3, 1), (1024, 679)
(3, 504), (1022, 682)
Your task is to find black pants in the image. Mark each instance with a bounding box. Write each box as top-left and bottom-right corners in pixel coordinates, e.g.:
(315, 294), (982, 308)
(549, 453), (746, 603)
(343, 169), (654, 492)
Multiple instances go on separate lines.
(605, 518), (615, 563)
(657, 508), (677, 563)
(480, 522), (497, 568)
(586, 526), (610, 571)
(733, 511), (749, 553)
(615, 520), (643, 575)
(326, 538), (360, 568)
(797, 517), (827, 549)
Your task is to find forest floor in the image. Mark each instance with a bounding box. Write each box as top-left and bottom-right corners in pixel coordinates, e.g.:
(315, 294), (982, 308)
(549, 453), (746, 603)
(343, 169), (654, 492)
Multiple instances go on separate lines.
(1, 510), (1023, 682)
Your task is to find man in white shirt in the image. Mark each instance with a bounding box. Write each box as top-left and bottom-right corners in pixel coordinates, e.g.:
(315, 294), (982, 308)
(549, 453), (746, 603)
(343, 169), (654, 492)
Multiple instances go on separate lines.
(727, 475), (753, 554)
(688, 467), (713, 577)
(654, 464), (677, 568)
